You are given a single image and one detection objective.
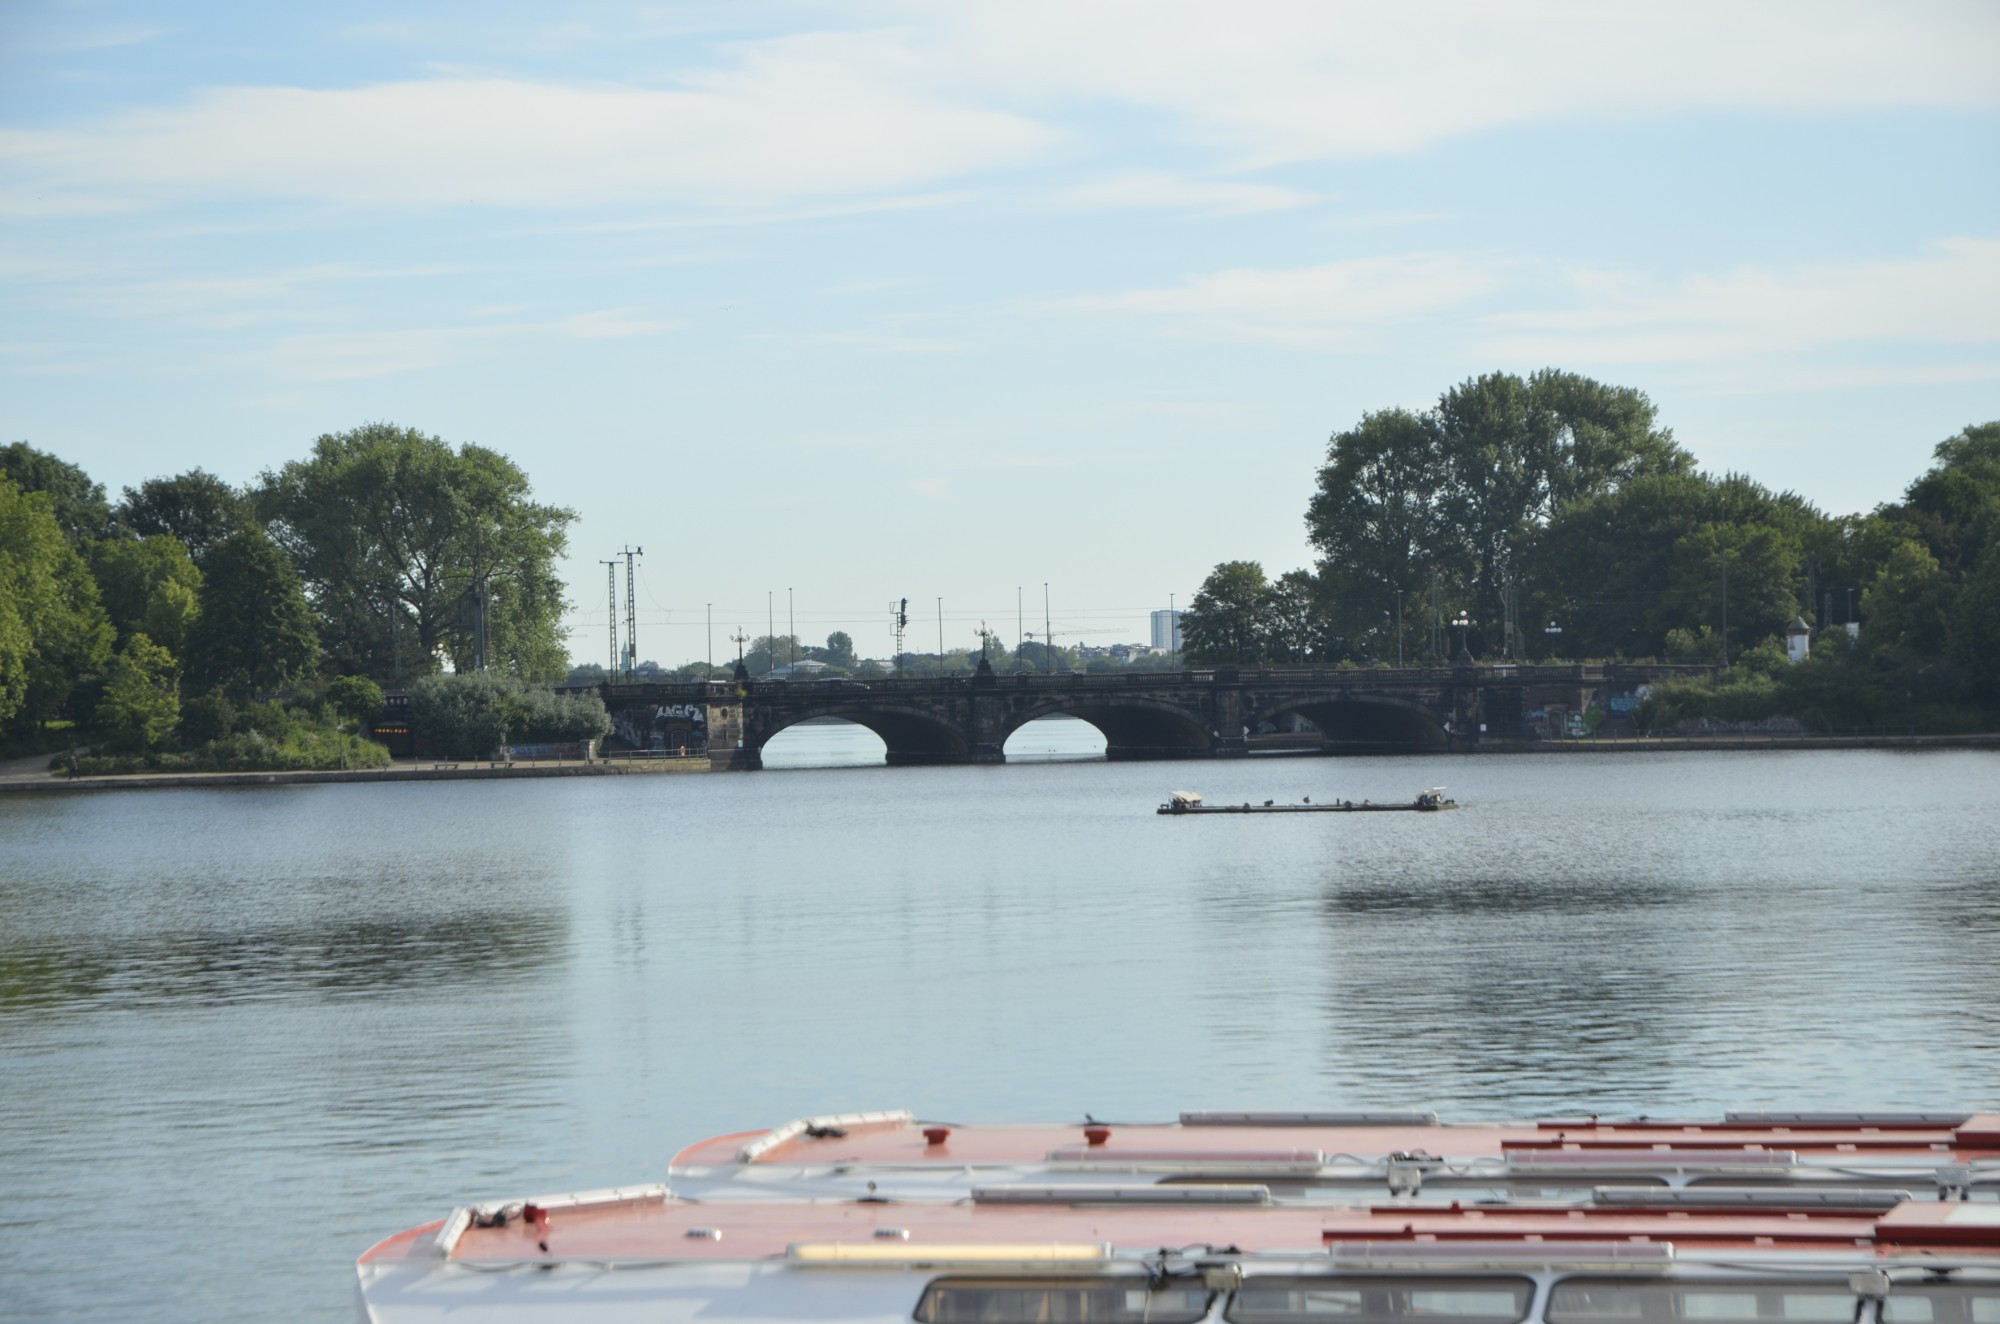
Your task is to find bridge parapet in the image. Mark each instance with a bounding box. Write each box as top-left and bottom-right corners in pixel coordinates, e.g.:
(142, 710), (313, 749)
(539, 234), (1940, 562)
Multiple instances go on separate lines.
(578, 663), (1709, 768)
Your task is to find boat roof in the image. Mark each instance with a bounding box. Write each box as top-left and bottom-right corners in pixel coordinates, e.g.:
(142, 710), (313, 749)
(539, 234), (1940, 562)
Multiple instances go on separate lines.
(360, 1108), (2000, 1274)
(670, 1108), (2000, 1170)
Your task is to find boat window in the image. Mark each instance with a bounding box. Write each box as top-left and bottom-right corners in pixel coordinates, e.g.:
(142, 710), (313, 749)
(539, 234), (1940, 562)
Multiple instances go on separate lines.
(1226, 1275), (1533, 1323)
(1161, 1177), (1664, 1201)
(1546, 1280), (1858, 1324)
(1881, 1285), (2000, 1324)
(913, 1277), (1213, 1323)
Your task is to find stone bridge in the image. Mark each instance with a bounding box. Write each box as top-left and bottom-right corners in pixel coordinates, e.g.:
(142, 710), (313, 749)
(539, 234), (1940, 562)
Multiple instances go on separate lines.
(592, 662), (1706, 770)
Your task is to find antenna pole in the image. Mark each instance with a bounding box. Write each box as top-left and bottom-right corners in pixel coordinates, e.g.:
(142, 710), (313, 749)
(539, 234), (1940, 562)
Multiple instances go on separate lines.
(619, 547), (642, 677)
(599, 560), (620, 676)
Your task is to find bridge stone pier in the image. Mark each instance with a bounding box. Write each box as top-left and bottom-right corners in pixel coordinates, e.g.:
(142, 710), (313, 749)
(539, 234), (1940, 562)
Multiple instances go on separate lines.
(592, 662), (1704, 771)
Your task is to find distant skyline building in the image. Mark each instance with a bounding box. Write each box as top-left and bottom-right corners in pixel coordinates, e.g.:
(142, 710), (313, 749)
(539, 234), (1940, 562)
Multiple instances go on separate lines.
(1150, 609), (1184, 652)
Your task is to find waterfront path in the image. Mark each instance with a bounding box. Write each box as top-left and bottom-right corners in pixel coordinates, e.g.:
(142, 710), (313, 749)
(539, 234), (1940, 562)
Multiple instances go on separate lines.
(0, 754), (707, 793)
(3, 732), (1993, 794)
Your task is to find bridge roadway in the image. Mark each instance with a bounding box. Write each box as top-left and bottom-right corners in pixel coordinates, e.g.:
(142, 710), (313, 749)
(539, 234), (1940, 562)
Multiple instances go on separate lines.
(594, 662), (1707, 771)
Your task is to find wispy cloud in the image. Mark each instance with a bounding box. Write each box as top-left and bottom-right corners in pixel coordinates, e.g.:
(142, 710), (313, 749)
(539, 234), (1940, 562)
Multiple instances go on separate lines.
(786, 331), (968, 354)
(557, 309), (676, 339)
(1479, 237), (2000, 364)
(1055, 171), (1317, 215)
(929, 1), (1999, 163)
(11, 25), (171, 54)
(1057, 252), (1509, 350)
(0, 65), (1052, 216)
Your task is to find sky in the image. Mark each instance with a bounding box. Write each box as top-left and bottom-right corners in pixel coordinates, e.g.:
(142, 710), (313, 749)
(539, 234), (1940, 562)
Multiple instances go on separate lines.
(4, 1), (1997, 666)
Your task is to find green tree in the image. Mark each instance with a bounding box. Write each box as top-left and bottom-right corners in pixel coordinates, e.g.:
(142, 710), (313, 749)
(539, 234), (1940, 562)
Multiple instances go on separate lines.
(1309, 372), (1691, 658)
(410, 673), (514, 758)
(1265, 570), (1335, 663)
(408, 672), (608, 758)
(324, 675), (386, 726)
(260, 423), (575, 683)
(89, 535), (203, 657)
(819, 630), (857, 668)
(116, 468), (254, 567)
(1897, 422), (2000, 576)
(0, 477), (114, 734)
(1662, 521), (1803, 659)
(744, 634), (806, 675)
(1431, 370), (1690, 645)
(1308, 408), (1457, 651)
(185, 528), (321, 699)
(0, 442), (118, 548)
(1181, 561), (1271, 665)
(1862, 539), (1952, 660)
(1946, 542), (2000, 699)
(99, 633), (180, 750)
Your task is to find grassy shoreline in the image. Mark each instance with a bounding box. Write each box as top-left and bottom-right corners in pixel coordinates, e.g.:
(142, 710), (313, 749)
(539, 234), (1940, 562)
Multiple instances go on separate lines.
(5, 733), (1995, 794)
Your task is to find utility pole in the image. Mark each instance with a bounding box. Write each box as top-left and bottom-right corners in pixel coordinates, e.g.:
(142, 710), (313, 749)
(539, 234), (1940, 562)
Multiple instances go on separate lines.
(766, 591), (773, 675)
(937, 597), (944, 672)
(1720, 537), (1730, 669)
(706, 603), (712, 675)
(620, 547), (642, 677)
(1395, 589), (1404, 666)
(600, 560), (620, 676)
(788, 588), (795, 670)
(1169, 592), (1176, 668)
(475, 581), (488, 673)
(1017, 586), (1023, 667)
(1430, 570), (1439, 661)
(1043, 583), (1053, 675)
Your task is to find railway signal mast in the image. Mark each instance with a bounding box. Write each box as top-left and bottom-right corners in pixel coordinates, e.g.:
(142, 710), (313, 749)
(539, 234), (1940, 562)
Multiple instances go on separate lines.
(620, 546), (642, 677)
(599, 559), (620, 676)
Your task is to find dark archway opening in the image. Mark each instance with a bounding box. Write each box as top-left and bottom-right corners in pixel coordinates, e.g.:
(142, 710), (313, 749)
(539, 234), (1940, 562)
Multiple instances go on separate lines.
(761, 708), (973, 767)
(1008, 703), (1213, 762)
(759, 717), (888, 769)
(1269, 700), (1448, 752)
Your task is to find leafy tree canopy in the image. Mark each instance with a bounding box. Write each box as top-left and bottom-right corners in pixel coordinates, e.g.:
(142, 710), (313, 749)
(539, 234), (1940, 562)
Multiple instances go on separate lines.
(1862, 539), (1952, 660)
(99, 632), (180, 750)
(117, 468), (254, 567)
(185, 527), (320, 700)
(1309, 370), (1691, 657)
(259, 423), (576, 684)
(818, 630), (857, 668)
(0, 476), (113, 734)
(0, 442), (118, 548)
(324, 674), (386, 725)
(1897, 421), (2000, 576)
(409, 672), (610, 759)
(89, 535), (202, 658)
(1181, 561), (1272, 665)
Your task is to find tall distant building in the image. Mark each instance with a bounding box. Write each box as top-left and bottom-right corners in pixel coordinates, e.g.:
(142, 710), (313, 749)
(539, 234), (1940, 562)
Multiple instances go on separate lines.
(1150, 609), (1184, 652)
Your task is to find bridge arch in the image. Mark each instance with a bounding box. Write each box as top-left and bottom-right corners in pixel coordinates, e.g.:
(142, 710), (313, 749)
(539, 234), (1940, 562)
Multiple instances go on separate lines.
(754, 703), (974, 766)
(1247, 694), (1448, 752)
(1001, 696), (1212, 762)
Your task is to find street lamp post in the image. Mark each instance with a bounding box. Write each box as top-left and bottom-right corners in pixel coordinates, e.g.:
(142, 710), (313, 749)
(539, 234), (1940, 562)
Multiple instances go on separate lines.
(1544, 620), (1562, 659)
(1452, 610), (1472, 665)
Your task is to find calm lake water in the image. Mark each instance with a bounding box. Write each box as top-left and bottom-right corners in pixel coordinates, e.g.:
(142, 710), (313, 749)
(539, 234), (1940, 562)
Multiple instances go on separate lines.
(2, 722), (1998, 1322)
